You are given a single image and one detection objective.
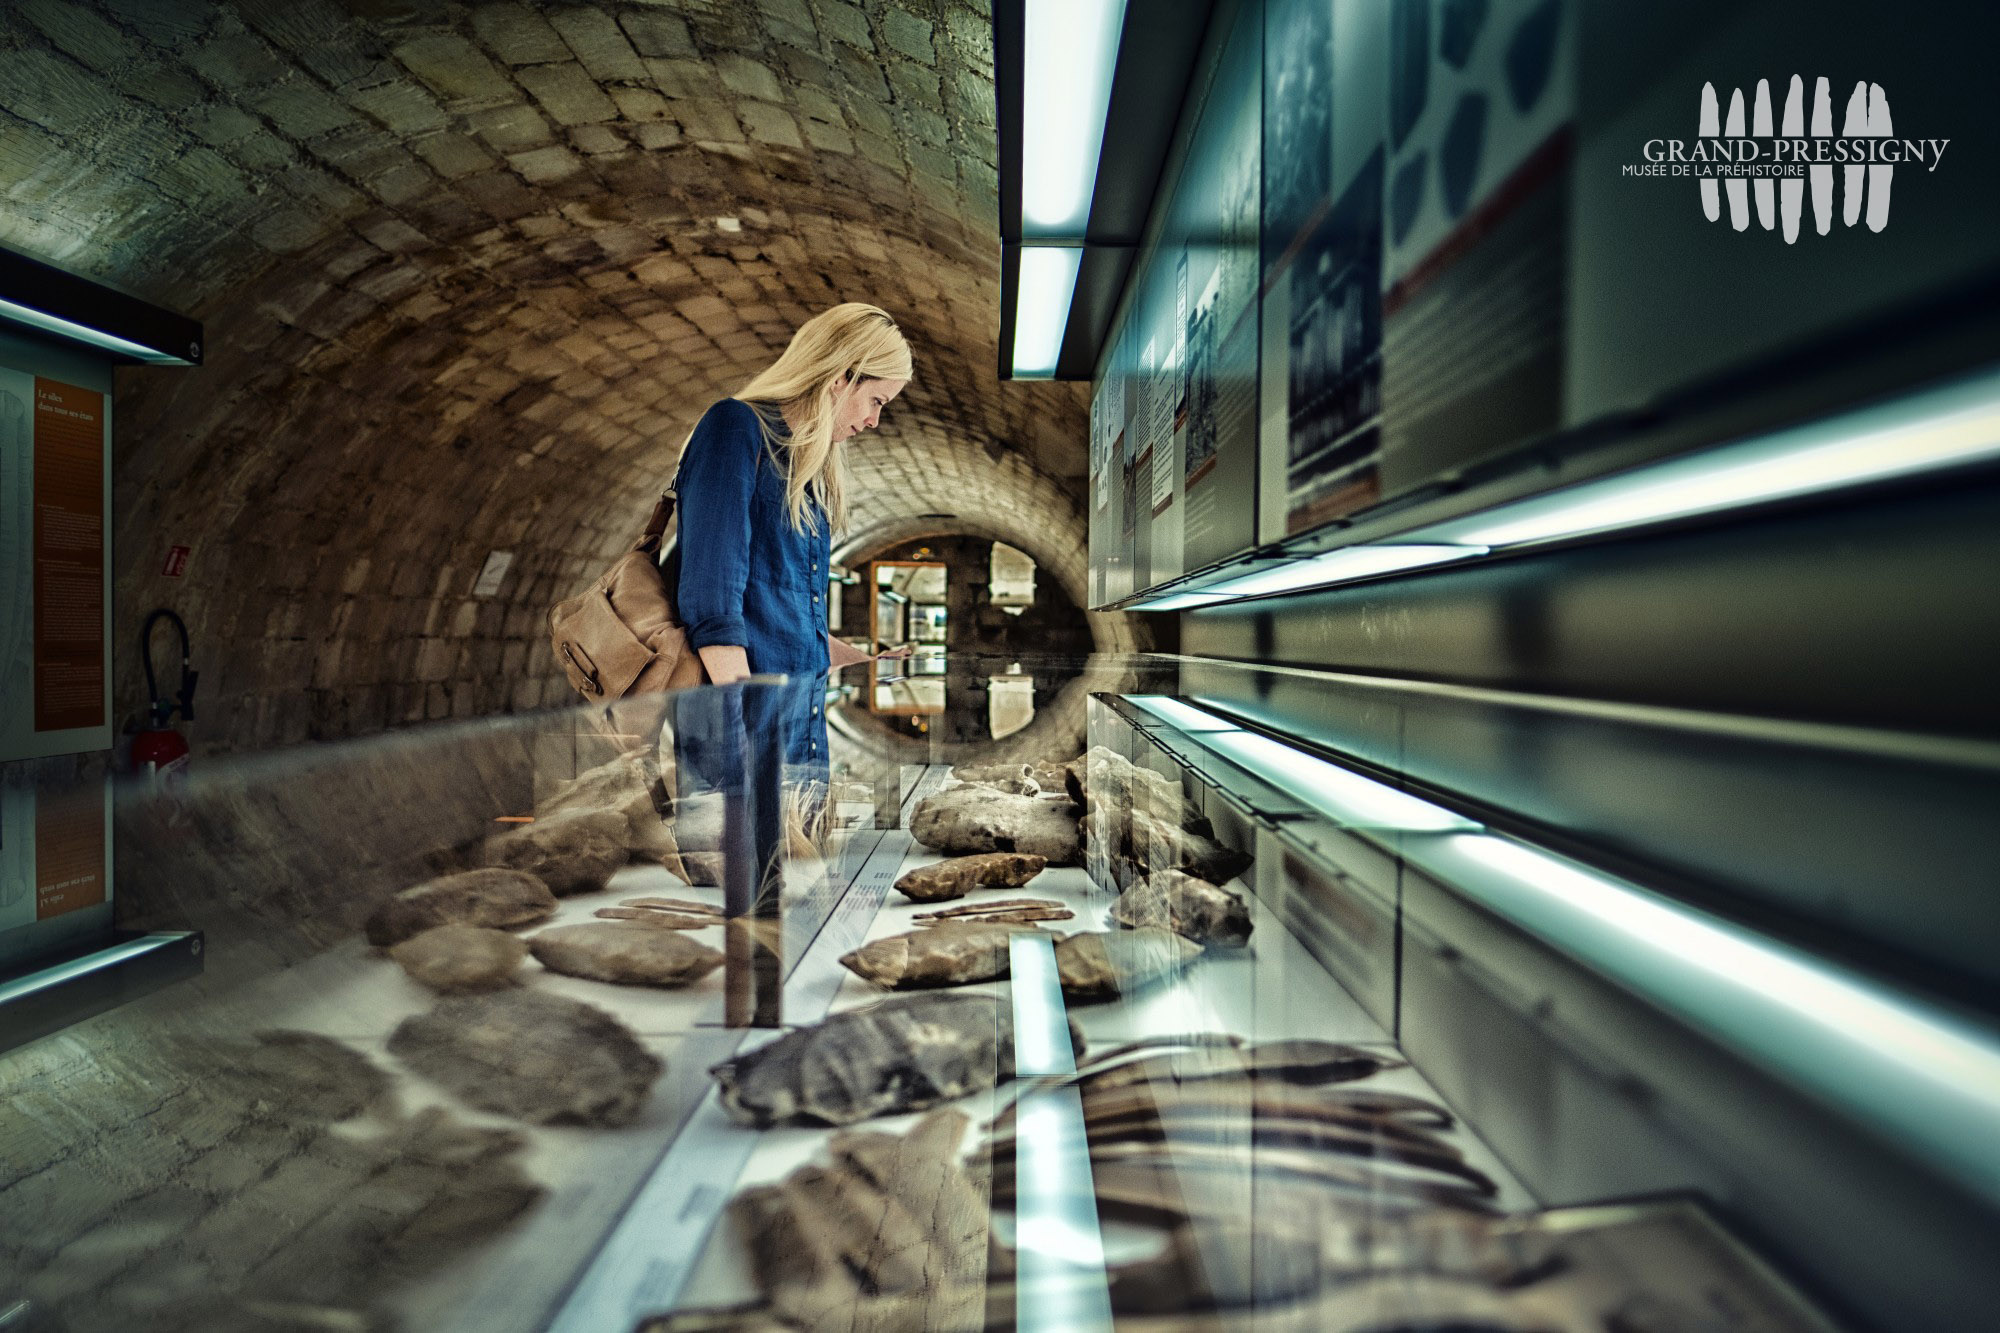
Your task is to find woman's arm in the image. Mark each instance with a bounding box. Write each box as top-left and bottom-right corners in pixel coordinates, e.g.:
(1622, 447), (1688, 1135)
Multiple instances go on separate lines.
(699, 644), (752, 684)
(677, 403), (759, 685)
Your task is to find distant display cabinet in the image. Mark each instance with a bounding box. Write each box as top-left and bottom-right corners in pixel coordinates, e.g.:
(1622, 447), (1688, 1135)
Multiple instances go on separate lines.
(0, 246), (204, 1055)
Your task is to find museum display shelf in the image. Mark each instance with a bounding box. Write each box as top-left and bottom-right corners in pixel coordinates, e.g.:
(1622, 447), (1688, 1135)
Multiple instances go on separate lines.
(2, 656), (1991, 1331)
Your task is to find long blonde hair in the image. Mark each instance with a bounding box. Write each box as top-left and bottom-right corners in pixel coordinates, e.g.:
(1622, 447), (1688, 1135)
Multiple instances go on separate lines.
(731, 303), (912, 535)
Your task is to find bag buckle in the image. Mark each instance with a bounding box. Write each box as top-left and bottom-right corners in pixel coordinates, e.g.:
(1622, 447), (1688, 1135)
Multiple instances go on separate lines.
(561, 641), (602, 696)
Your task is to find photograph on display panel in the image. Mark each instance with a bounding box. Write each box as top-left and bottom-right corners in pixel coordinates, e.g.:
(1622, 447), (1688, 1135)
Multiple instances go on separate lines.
(1263, 0), (1334, 274)
(1183, 267), (1221, 490)
(1285, 151), (1386, 533)
(1177, 2), (1262, 572)
(1378, 0), (1574, 500)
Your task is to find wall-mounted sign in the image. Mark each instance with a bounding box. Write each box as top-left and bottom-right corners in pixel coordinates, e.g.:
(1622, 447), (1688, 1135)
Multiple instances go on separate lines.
(472, 550), (514, 597)
(31, 379), (105, 734)
(1, 351), (112, 762)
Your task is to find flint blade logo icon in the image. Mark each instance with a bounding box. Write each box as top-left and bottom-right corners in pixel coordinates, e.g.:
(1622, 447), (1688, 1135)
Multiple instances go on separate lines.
(1699, 77), (1892, 241)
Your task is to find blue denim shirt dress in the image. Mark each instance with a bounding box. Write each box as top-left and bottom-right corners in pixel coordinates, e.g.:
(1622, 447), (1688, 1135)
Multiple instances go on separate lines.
(675, 398), (830, 769)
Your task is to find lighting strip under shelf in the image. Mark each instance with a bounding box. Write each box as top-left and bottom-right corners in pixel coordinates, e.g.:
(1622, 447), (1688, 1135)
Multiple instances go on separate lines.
(1118, 693), (2000, 1205)
(1128, 364), (2000, 611)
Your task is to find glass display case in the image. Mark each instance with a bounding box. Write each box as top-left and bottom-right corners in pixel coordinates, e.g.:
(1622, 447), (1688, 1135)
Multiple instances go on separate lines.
(1, 654), (1992, 1332)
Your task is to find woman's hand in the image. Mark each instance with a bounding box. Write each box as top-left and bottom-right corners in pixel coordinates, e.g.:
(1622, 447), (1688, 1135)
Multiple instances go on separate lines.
(826, 635), (873, 669)
(875, 644), (914, 661)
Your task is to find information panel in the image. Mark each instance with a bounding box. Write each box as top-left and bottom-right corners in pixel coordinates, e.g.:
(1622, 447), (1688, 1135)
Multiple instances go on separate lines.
(1089, 0), (1999, 608)
(32, 378), (106, 733)
(1377, 0), (1574, 501)
(0, 338), (112, 762)
(0, 769), (116, 976)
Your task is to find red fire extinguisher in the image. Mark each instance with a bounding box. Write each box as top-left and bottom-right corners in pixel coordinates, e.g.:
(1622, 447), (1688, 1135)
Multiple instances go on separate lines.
(132, 609), (198, 779)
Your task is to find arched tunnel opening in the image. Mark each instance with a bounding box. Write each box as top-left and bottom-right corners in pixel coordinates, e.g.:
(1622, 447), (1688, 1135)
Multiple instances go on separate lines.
(0, 0), (1149, 755)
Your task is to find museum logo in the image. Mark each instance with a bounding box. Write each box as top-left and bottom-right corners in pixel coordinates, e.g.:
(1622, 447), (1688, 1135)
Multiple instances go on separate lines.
(1622, 77), (1949, 241)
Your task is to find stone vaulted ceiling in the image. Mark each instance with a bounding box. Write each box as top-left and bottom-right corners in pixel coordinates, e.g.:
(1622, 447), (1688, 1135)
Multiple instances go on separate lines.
(0, 0), (1104, 752)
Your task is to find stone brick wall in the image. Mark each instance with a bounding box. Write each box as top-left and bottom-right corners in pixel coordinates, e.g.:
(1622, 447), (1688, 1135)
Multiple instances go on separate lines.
(0, 0), (1117, 755)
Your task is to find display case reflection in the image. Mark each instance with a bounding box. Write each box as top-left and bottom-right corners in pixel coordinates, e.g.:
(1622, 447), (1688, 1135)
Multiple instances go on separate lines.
(868, 561), (948, 716)
(869, 560), (947, 652)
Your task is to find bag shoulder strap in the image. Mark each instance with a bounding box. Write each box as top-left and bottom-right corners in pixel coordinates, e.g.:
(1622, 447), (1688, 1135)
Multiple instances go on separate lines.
(635, 488), (676, 554)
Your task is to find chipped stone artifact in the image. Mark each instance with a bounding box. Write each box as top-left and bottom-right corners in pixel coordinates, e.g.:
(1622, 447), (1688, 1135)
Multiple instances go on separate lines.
(1054, 928), (1205, 1002)
(710, 992), (1078, 1127)
(485, 806), (630, 896)
(840, 921), (1036, 989)
(677, 850), (727, 886)
(595, 896), (725, 928)
(910, 786), (1082, 863)
(388, 989), (663, 1126)
(893, 851), (1047, 902)
(364, 867), (558, 946)
(643, 1111), (992, 1333)
(913, 897), (1075, 925)
(950, 760), (1035, 787)
(622, 895), (724, 914)
(970, 774), (1041, 795)
(528, 921), (725, 987)
(1028, 757), (1077, 792)
(539, 748), (660, 833)
(389, 924), (528, 992)
(1111, 869), (1255, 947)
(595, 906), (718, 928)
(1066, 745), (1208, 832)
(537, 750), (719, 880)
(1123, 807), (1254, 883)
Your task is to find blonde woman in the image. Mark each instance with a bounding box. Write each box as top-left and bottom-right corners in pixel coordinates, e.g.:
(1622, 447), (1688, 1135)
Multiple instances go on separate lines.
(675, 303), (912, 770)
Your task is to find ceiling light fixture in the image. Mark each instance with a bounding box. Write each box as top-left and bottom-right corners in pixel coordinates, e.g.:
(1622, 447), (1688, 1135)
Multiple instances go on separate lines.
(1008, 933), (1115, 1331)
(1021, 0), (1128, 238)
(1011, 245), (1084, 378)
(1198, 543), (1487, 600)
(1199, 729), (1477, 831)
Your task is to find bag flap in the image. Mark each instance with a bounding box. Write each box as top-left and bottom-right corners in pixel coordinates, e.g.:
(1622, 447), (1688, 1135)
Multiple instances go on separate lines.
(550, 588), (657, 699)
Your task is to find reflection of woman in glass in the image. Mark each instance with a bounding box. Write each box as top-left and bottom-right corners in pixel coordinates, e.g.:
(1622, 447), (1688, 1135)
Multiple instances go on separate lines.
(674, 304), (912, 794)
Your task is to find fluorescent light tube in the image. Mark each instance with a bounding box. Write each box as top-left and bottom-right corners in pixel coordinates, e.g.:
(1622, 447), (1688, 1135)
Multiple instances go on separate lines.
(1012, 245), (1082, 378)
(1021, 0), (1127, 238)
(1437, 367), (2000, 549)
(1195, 730), (1476, 832)
(1434, 832), (2000, 1206)
(0, 295), (187, 364)
(1126, 590), (1236, 611)
(1196, 543), (1485, 601)
(1008, 934), (1113, 1332)
(1124, 695), (1242, 732)
(1009, 933), (1076, 1077)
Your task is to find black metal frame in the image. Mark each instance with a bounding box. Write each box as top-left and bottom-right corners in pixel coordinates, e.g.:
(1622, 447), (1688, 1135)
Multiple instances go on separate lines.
(0, 245), (203, 366)
(0, 930), (204, 1057)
